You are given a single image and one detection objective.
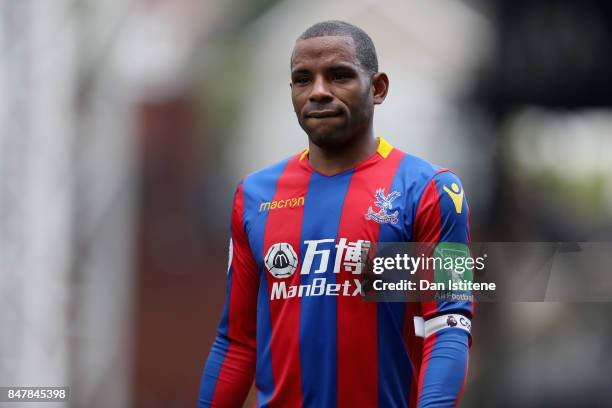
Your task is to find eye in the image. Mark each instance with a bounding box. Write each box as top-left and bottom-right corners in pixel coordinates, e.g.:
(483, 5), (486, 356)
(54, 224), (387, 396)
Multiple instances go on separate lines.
(331, 70), (354, 82)
(333, 73), (349, 81)
(292, 76), (310, 86)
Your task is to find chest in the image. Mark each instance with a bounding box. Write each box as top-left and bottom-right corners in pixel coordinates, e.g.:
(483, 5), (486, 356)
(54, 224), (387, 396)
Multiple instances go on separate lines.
(246, 172), (409, 276)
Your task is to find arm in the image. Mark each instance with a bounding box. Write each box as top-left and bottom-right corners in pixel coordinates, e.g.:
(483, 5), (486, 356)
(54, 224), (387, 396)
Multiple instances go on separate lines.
(199, 181), (258, 408)
(414, 170), (472, 408)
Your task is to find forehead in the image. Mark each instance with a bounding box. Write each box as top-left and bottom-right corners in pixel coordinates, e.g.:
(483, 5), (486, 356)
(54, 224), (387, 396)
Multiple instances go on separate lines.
(291, 36), (358, 69)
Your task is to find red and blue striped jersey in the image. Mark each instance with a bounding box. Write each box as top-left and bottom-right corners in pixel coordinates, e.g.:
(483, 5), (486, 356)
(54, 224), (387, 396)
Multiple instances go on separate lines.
(200, 137), (472, 408)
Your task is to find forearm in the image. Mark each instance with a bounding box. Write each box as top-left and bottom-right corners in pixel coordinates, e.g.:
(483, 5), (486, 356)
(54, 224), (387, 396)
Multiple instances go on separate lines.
(417, 328), (469, 408)
(199, 333), (255, 408)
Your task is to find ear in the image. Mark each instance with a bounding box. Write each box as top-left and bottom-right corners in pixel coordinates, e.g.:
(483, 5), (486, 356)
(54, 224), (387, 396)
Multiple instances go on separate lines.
(371, 72), (389, 105)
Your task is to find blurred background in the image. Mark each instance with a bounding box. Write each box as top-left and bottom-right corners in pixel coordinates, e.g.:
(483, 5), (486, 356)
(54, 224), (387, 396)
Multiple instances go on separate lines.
(1, 0), (612, 407)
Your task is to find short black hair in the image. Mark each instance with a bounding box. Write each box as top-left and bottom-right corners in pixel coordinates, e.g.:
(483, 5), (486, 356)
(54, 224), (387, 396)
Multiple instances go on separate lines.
(295, 20), (378, 75)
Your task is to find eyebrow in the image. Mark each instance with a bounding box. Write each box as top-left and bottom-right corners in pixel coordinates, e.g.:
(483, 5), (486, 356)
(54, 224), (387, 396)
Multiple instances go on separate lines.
(328, 64), (358, 72)
(291, 68), (310, 76)
(291, 63), (359, 76)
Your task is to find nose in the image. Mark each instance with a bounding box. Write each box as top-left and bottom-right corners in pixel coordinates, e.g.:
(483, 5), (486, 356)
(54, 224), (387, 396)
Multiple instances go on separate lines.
(308, 75), (333, 103)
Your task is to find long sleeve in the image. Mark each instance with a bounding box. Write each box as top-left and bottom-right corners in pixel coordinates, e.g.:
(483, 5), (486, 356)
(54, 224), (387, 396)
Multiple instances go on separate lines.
(199, 181), (259, 408)
(413, 170), (472, 408)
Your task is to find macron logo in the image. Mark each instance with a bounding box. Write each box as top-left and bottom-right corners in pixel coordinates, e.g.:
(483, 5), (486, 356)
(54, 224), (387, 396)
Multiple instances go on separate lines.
(259, 196), (305, 212)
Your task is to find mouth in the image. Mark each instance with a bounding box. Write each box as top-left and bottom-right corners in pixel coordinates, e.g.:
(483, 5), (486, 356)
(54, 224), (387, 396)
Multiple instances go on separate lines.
(305, 110), (342, 119)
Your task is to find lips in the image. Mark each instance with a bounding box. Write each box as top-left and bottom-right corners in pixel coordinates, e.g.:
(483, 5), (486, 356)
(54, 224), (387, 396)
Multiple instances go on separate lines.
(306, 110), (342, 118)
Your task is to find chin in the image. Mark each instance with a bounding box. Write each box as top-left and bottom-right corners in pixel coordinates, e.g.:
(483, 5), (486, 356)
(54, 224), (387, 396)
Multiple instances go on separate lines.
(307, 129), (351, 150)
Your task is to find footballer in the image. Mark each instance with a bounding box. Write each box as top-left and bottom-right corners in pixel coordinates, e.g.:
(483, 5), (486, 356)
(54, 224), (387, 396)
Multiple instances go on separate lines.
(199, 20), (473, 407)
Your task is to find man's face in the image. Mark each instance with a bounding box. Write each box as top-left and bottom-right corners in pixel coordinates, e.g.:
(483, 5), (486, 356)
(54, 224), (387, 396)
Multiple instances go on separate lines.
(290, 36), (374, 149)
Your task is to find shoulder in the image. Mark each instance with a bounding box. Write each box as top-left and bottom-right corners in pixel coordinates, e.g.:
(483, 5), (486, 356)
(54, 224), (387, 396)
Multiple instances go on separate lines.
(237, 152), (303, 204)
(391, 149), (452, 192)
(389, 149), (466, 213)
(244, 156), (292, 186)
(396, 151), (441, 182)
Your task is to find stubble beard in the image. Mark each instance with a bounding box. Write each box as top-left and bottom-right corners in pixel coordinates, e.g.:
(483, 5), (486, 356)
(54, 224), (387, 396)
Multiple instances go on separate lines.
(306, 114), (371, 152)
(307, 125), (351, 151)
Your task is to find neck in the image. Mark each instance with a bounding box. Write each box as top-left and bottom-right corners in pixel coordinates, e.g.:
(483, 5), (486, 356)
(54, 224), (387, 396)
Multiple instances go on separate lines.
(307, 128), (379, 176)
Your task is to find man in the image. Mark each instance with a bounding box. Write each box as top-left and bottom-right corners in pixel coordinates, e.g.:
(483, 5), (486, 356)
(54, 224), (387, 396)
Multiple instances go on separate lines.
(199, 20), (472, 407)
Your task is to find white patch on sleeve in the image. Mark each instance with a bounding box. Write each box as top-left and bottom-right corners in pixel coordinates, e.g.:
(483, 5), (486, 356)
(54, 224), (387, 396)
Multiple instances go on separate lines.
(227, 238), (233, 274)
